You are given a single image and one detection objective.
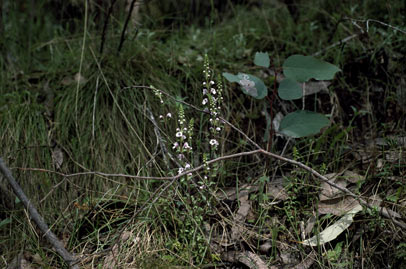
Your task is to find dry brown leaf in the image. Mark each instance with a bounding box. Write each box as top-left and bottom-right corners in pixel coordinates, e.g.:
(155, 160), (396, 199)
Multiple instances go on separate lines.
(216, 184), (258, 200)
(318, 196), (360, 216)
(279, 242), (300, 266)
(343, 170), (364, 183)
(319, 173), (347, 200)
(231, 190), (251, 241)
(303, 80), (331, 96)
(292, 251), (316, 269)
(103, 230), (132, 268)
(61, 73), (87, 86)
(318, 171), (365, 216)
(305, 215), (316, 236)
(267, 177), (289, 201)
(6, 253), (33, 269)
(52, 147), (63, 169)
(268, 70), (331, 96)
(221, 251), (268, 269)
(259, 240), (272, 253)
(74, 73), (87, 84)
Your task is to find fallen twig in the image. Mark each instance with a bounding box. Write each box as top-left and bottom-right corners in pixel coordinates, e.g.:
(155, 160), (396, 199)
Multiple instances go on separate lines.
(0, 158), (79, 269)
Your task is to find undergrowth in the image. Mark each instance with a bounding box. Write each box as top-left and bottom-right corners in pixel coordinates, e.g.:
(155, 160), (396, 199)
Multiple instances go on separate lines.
(1, 0), (405, 268)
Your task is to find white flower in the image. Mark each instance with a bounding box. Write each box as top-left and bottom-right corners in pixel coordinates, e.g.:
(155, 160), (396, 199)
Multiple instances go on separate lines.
(203, 82), (206, 85)
(203, 88), (208, 95)
(202, 98), (208, 105)
(210, 81), (215, 85)
(216, 127), (221, 131)
(185, 163), (191, 169)
(166, 113), (172, 118)
(178, 168), (184, 174)
(176, 131), (183, 137)
(178, 154), (185, 160)
(159, 115), (164, 119)
(209, 139), (219, 146)
(172, 142), (179, 149)
(211, 88), (216, 94)
(183, 142), (192, 149)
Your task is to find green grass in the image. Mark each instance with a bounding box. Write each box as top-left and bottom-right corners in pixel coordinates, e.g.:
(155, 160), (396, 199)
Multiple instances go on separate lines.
(1, 0), (406, 268)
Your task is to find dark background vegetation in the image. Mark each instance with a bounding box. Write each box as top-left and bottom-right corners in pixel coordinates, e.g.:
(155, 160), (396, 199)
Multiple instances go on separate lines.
(1, 0), (405, 268)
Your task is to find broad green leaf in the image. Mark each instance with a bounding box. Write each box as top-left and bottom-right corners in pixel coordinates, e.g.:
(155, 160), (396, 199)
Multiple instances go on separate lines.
(254, 52), (270, 68)
(237, 73), (267, 99)
(279, 110), (330, 138)
(222, 72), (240, 83)
(283, 55), (341, 83)
(302, 204), (362, 246)
(278, 78), (302, 100)
(223, 72), (268, 99)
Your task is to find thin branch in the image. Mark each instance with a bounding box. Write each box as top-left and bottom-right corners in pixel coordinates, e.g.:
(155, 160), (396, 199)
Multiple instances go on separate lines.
(117, 0), (138, 53)
(19, 148), (406, 229)
(0, 158), (80, 269)
(345, 17), (406, 35)
(99, 0), (117, 54)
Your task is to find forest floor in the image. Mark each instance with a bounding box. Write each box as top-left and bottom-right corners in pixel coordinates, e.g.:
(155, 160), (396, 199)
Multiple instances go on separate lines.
(1, 0), (406, 268)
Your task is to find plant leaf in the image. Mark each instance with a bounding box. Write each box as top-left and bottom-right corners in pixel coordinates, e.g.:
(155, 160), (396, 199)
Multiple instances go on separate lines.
(302, 204), (363, 246)
(254, 52), (270, 68)
(279, 110), (330, 138)
(237, 73), (267, 99)
(223, 72), (240, 83)
(278, 78), (303, 100)
(283, 55), (341, 82)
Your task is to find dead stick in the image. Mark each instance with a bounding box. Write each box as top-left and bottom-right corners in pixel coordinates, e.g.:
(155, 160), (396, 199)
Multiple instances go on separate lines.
(0, 158), (79, 269)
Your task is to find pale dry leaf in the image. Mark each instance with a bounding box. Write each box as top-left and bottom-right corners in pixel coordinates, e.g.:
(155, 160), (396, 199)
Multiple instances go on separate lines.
(103, 230), (133, 268)
(305, 215), (316, 236)
(373, 136), (406, 147)
(267, 177), (289, 201)
(259, 240), (272, 253)
(303, 80), (331, 96)
(6, 254), (33, 269)
(272, 112), (284, 132)
(319, 174), (347, 200)
(221, 251), (268, 269)
(74, 73), (87, 84)
(61, 76), (74, 85)
(216, 184), (258, 201)
(302, 204), (363, 246)
(52, 147), (63, 169)
(367, 194), (402, 219)
(318, 196), (360, 216)
(278, 242), (300, 266)
(231, 190), (251, 241)
(343, 170), (364, 183)
(292, 251), (316, 269)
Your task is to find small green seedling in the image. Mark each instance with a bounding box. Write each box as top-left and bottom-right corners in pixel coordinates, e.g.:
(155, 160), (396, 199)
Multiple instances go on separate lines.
(223, 52), (341, 139)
